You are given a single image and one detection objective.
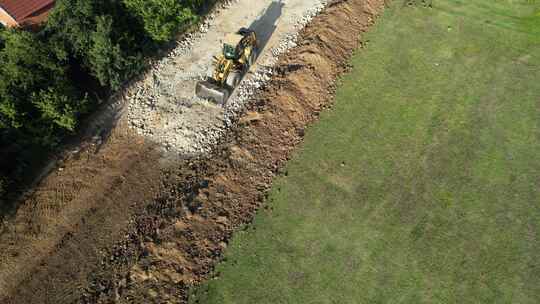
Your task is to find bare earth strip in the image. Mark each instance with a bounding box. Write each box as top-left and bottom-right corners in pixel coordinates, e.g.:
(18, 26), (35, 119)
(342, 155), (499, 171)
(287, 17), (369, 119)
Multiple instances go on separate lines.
(0, 0), (386, 303)
(126, 0), (328, 155)
(0, 123), (163, 303)
(83, 0), (386, 302)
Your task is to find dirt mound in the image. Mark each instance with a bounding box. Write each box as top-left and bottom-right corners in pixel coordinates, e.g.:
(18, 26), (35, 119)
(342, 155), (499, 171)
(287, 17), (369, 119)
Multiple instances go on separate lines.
(79, 0), (386, 303)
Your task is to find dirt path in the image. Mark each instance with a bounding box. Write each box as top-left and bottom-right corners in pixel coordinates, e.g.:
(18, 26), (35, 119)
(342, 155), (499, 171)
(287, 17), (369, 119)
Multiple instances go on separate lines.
(0, 0), (386, 303)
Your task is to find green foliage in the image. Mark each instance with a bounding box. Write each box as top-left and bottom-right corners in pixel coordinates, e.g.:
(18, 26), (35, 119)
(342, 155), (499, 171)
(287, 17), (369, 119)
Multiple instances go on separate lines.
(0, 0), (213, 203)
(88, 15), (129, 89)
(0, 29), (81, 146)
(123, 0), (198, 42)
(45, 0), (145, 90)
(31, 88), (78, 131)
(45, 0), (97, 59)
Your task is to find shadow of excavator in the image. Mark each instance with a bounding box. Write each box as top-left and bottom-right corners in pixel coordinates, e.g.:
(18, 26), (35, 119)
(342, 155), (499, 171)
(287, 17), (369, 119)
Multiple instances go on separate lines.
(248, 0), (285, 61)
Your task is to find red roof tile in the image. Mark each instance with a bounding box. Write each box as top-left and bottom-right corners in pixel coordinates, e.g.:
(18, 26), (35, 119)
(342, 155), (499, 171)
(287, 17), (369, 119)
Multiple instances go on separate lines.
(0, 0), (54, 22)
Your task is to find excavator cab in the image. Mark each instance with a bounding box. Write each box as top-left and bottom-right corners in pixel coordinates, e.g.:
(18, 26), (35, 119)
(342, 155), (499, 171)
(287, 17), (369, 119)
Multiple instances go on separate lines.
(223, 44), (237, 60)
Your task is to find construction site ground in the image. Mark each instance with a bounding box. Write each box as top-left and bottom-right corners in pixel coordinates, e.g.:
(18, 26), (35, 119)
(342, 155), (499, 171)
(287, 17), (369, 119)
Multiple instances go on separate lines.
(0, 0), (387, 303)
(191, 1), (540, 302)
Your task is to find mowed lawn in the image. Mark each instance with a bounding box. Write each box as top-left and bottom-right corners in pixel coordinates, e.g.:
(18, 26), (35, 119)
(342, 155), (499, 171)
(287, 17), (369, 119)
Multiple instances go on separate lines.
(191, 1), (540, 303)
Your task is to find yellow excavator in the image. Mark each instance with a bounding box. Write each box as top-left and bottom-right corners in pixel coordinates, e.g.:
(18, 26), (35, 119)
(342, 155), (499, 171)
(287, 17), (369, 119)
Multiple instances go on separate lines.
(196, 28), (258, 104)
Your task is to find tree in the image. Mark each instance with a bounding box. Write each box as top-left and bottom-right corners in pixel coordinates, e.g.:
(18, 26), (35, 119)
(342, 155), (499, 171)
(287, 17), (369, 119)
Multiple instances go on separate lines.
(45, 0), (97, 58)
(0, 29), (82, 146)
(88, 15), (130, 89)
(32, 88), (78, 131)
(46, 0), (145, 90)
(0, 0), (212, 194)
(123, 0), (198, 42)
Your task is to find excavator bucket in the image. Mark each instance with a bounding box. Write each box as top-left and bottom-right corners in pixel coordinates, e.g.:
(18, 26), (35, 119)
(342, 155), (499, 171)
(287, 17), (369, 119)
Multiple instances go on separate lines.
(196, 79), (230, 104)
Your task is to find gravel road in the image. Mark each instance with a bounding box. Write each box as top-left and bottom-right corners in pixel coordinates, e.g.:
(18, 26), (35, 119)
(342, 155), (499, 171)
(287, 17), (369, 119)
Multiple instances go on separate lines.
(126, 0), (328, 156)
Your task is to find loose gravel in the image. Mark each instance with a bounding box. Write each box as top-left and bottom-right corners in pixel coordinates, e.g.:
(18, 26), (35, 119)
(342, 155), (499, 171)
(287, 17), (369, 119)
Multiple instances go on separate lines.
(126, 0), (328, 157)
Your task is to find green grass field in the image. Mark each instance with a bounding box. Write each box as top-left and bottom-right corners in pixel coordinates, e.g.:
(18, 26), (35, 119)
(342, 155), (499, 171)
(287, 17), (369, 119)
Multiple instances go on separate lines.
(190, 1), (540, 303)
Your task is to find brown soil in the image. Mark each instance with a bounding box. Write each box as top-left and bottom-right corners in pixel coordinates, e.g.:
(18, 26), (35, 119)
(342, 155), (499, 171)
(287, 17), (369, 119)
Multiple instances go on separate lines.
(0, 0), (386, 303)
(0, 122), (163, 303)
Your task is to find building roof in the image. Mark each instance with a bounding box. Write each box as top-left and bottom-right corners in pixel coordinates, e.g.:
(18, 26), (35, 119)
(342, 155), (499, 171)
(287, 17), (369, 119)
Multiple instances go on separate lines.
(0, 0), (54, 22)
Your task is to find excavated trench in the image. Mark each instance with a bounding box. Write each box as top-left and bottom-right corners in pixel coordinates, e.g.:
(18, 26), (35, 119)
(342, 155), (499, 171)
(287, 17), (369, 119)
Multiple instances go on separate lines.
(0, 0), (386, 303)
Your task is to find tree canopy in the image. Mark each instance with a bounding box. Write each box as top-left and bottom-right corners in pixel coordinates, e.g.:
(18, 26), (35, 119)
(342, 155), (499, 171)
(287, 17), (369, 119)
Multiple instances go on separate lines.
(0, 0), (209, 201)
